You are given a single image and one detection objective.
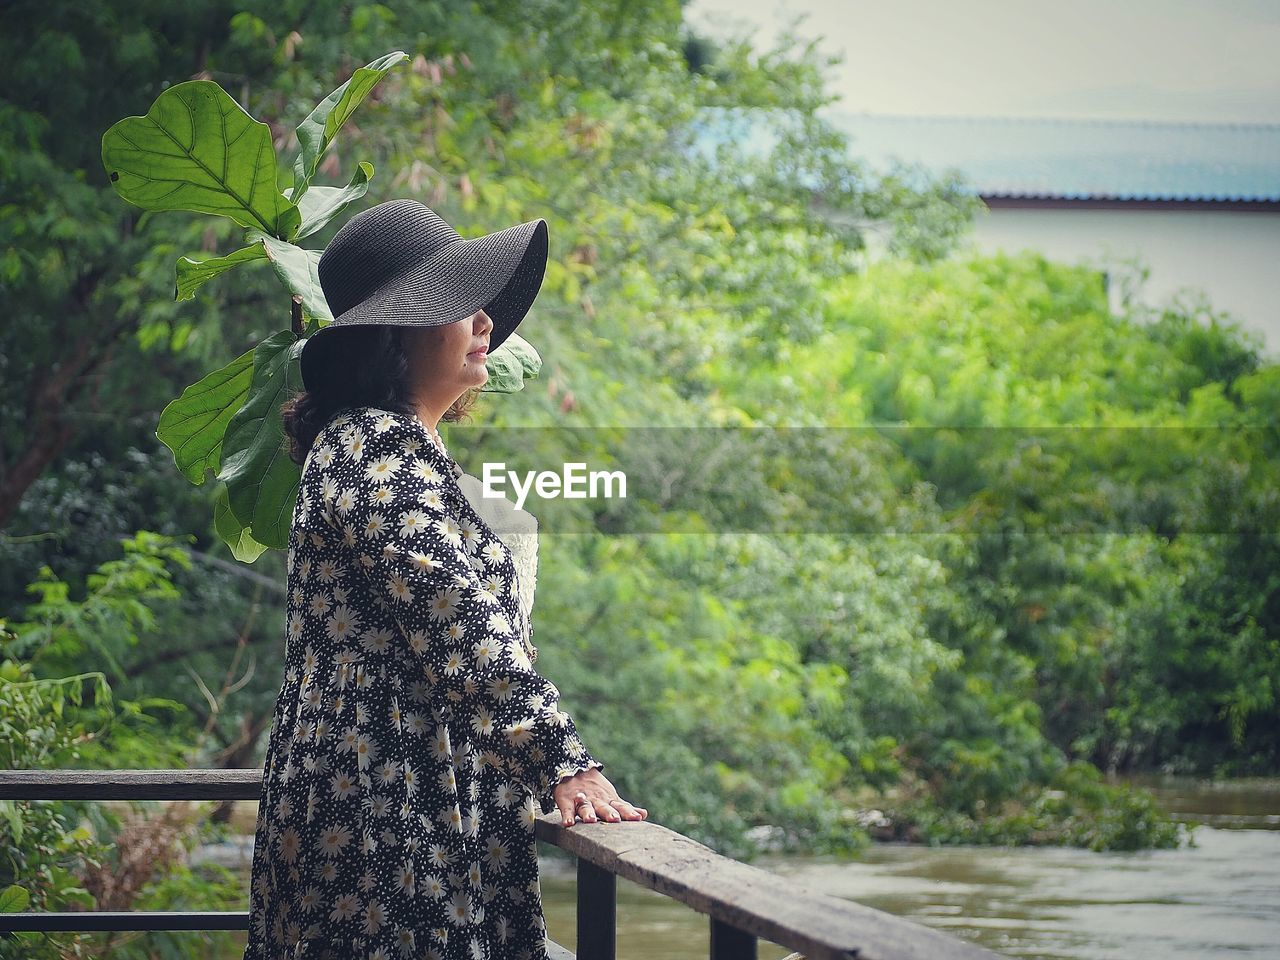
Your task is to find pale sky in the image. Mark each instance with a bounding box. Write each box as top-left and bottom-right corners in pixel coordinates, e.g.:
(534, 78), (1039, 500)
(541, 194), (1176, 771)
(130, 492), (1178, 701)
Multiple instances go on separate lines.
(685, 0), (1280, 124)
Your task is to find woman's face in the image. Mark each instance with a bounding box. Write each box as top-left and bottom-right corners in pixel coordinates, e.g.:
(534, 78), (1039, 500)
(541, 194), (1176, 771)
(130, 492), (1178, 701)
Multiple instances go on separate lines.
(403, 309), (494, 403)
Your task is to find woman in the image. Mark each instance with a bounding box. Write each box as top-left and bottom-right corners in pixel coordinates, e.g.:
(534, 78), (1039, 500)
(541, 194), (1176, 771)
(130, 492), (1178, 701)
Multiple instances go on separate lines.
(243, 200), (646, 960)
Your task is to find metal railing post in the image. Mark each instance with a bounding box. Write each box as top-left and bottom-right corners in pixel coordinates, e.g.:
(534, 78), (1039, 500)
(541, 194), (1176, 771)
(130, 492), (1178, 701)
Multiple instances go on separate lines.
(711, 917), (757, 960)
(575, 857), (616, 960)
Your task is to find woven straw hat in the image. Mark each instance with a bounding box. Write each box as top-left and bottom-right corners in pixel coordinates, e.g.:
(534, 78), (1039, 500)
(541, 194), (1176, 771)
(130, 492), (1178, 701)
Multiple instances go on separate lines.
(301, 198), (548, 391)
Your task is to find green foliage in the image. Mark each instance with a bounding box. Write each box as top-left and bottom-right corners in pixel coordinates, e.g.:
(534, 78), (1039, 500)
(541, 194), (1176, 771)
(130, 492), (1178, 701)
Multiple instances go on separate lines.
(291, 51), (409, 204)
(706, 248), (1278, 830)
(102, 80), (303, 236)
(100, 53), (408, 557)
(289, 160), (375, 240)
(176, 243), (269, 303)
(0, 538), (246, 958)
(482, 333), (544, 393)
(888, 760), (1188, 851)
(0, 884), (29, 913)
(10, 531), (191, 684)
(154, 347), (257, 486)
(242, 231), (332, 321)
(214, 332), (306, 558)
(0, 640), (110, 959)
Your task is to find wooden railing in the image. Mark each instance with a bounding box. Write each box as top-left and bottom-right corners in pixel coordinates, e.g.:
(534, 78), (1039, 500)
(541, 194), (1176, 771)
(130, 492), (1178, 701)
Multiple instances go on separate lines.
(0, 770), (1004, 959)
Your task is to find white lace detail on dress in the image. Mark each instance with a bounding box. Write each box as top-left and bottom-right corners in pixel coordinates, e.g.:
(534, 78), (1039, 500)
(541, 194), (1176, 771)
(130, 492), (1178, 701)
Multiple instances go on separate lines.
(504, 529), (539, 633)
(415, 415), (541, 660)
(454, 471), (540, 662)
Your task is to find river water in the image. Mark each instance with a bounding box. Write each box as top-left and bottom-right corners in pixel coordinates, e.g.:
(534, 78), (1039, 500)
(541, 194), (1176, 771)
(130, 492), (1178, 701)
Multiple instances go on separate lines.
(536, 776), (1280, 958)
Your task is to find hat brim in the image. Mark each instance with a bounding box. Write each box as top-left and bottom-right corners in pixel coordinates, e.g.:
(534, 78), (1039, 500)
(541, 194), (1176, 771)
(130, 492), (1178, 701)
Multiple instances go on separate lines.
(301, 217), (548, 392)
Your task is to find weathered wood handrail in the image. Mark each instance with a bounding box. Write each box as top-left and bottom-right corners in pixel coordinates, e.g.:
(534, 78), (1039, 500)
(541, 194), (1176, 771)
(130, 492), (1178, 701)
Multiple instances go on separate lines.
(0, 770), (1005, 960)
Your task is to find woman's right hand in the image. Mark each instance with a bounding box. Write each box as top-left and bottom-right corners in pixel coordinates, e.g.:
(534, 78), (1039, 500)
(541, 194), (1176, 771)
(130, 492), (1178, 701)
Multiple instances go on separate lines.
(553, 767), (648, 827)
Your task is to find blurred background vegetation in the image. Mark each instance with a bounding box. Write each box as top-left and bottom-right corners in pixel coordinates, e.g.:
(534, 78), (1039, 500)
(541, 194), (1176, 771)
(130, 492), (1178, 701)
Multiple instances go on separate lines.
(1, 0), (1276, 955)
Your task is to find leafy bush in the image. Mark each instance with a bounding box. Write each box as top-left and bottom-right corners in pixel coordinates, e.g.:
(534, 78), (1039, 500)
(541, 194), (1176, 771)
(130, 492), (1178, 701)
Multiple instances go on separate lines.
(1, 534), (246, 959)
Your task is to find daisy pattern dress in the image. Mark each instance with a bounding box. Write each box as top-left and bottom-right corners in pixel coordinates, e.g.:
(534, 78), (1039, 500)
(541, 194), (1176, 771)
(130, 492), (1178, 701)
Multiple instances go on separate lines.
(243, 405), (604, 960)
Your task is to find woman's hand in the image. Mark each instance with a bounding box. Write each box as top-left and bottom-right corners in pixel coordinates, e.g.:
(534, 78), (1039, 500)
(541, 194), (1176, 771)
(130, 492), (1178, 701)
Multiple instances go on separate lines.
(553, 767), (648, 827)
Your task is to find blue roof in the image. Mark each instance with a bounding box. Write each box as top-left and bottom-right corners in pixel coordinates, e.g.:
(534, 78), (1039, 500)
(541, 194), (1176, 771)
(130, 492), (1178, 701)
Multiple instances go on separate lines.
(692, 109), (1280, 203)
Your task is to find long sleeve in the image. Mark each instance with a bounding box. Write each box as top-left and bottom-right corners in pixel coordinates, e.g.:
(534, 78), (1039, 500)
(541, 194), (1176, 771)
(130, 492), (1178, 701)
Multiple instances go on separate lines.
(320, 410), (603, 814)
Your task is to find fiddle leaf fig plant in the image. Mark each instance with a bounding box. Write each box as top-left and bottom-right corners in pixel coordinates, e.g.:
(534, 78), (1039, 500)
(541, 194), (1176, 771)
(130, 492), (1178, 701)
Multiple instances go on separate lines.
(102, 78), (303, 237)
(102, 50), (543, 561)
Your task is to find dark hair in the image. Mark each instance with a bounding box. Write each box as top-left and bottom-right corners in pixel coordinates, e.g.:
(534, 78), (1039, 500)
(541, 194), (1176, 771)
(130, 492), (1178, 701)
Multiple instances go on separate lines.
(280, 325), (479, 466)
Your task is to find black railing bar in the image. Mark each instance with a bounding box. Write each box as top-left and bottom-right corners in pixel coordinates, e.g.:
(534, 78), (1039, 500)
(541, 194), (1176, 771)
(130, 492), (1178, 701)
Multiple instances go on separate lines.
(0, 769), (262, 801)
(0, 911), (248, 932)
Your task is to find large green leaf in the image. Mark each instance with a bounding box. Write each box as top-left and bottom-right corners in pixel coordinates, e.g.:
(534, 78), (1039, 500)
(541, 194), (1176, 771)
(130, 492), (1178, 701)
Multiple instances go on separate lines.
(102, 80), (299, 237)
(291, 161), (374, 239)
(217, 331), (305, 552)
(246, 231), (333, 321)
(0, 885), (30, 914)
(214, 480), (270, 563)
(174, 243), (268, 301)
(481, 332), (542, 393)
(291, 51), (409, 203)
(156, 347), (256, 485)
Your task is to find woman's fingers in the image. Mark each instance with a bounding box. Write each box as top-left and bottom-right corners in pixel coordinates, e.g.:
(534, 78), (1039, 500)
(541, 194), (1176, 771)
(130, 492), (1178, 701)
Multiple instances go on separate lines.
(558, 791), (587, 827)
(586, 796), (648, 822)
(593, 796), (617, 821)
(607, 798), (648, 820)
(556, 784), (649, 826)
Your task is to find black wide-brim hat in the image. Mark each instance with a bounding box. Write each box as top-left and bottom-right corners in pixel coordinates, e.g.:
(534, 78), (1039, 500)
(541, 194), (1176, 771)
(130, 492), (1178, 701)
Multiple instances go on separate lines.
(301, 198), (548, 392)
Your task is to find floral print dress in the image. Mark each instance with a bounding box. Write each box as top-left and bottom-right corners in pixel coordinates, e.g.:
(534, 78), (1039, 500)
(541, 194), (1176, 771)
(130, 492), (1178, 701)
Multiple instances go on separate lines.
(243, 405), (604, 960)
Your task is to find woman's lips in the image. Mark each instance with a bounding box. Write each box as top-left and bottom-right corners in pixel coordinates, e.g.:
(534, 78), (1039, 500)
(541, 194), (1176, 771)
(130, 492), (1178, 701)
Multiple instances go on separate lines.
(468, 349), (488, 359)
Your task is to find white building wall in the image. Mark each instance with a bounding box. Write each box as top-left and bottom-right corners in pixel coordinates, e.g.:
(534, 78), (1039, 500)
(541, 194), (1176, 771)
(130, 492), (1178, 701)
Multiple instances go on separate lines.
(962, 206), (1280, 362)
